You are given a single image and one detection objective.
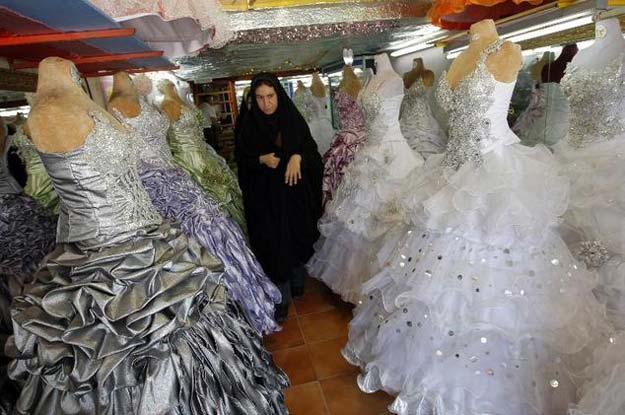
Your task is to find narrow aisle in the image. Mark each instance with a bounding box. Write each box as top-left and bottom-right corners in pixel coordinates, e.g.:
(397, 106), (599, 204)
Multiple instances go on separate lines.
(265, 277), (394, 415)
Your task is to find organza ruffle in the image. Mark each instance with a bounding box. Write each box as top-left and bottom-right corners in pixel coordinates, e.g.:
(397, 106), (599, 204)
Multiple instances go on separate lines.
(344, 229), (610, 415)
(8, 222), (288, 415)
(401, 143), (569, 249)
(140, 165), (280, 334)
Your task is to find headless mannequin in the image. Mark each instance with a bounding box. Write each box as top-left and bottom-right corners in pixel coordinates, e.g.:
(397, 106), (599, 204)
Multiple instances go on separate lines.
(295, 80), (307, 96)
(570, 18), (625, 70)
(107, 71), (141, 118)
(403, 58), (435, 89)
(27, 57), (127, 153)
(366, 53), (403, 97)
(159, 79), (185, 122)
(530, 52), (554, 82)
(339, 65), (362, 99)
(310, 72), (326, 98)
(542, 44), (578, 83)
(446, 19), (522, 89)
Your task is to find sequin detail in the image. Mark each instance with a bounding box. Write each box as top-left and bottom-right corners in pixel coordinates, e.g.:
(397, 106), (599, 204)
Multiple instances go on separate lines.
(437, 39), (505, 170)
(576, 240), (611, 268)
(562, 53), (625, 148)
(112, 98), (173, 168)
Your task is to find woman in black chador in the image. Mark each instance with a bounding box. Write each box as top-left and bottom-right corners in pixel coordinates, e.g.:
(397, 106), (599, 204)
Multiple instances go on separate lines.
(236, 73), (323, 320)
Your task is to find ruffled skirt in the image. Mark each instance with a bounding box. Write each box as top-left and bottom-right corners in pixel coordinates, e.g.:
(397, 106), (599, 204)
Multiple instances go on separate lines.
(8, 222), (288, 415)
(140, 165), (280, 334)
(343, 143), (610, 414)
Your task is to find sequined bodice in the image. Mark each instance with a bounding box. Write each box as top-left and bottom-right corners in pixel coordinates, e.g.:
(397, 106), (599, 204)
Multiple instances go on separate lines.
(561, 53), (625, 148)
(400, 79), (444, 154)
(293, 89), (316, 122)
(113, 98), (173, 167)
(335, 90), (364, 130)
(0, 135), (21, 195)
(358, 88), (403, 143)
(169, 105), (204, 145)
(437, 39), (519, 169)
(40, 112), (161, 245)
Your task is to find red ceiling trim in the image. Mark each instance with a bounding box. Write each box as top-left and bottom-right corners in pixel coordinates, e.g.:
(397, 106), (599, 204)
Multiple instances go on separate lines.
(0, 28), (136, 46)
(83, 65), (179, 78)
(13, 50), (164, 69)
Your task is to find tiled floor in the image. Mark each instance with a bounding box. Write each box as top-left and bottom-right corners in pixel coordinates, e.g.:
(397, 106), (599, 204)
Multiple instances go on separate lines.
(265, 277), (393, 415)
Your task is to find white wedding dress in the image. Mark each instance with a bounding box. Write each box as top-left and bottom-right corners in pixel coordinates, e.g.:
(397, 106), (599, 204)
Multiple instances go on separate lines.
(307, 64), (423, 304)
(342, 40), (610, 415)
(294, 88), (335, 155)
(399, 79), (446, 158)
(555, 51), (625, 415)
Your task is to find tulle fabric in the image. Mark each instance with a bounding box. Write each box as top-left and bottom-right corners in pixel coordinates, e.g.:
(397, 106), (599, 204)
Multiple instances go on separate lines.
(569, 333), (625, 415)
(8, 222), (288, 415)
(512, 83), (570, 148)
(140, 164), (280, 334)
(342, 142), (610, 414)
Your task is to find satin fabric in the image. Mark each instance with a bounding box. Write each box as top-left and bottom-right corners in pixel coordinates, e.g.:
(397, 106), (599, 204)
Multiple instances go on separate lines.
(11, 128), (60, 213)
(168, 106), (247, 232)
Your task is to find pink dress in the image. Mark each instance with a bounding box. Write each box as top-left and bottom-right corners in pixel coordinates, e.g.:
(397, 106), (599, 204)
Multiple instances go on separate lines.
(321, 90), (366, 207)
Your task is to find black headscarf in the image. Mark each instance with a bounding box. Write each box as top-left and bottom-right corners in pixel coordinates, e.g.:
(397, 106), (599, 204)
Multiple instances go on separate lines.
(235, 72), (323, 282)
(237, 72), (318, 163)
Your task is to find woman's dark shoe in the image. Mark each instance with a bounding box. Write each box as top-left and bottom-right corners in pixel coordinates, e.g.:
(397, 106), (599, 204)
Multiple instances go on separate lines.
(274, 303), (289, 322)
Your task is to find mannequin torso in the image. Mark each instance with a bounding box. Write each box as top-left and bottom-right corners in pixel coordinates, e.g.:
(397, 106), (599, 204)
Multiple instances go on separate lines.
(403, 58), (435, 89)
(159, 80), (184, 122)
(108, 71), (141, 119)
(446, 19), (522, 89)
(27, 57), (127, 154)
(339, 66), (361, 99)
(570, 18), (625, 71)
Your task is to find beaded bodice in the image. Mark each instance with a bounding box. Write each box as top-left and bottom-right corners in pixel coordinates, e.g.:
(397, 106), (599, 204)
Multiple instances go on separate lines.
(358, 87), (403, 144)
(400, 78), (444, 156)
(437, 39), (519, 170)
(335, 90), (364, 130)
(113, 98), (173, 167)
(39, 111), (161, 244)
(0, 135), (21, 195)
(293, 89), (316, 122)
(561, 53), (625, 148)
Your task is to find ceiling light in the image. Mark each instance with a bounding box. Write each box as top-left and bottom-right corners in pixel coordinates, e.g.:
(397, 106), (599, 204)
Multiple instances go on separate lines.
(390, 43), (434, 58)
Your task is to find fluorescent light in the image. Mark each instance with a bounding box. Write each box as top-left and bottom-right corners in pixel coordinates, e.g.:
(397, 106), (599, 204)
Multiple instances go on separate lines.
(391, 43), (434, 58)
(445, 12), (593, 59)
(507, 15), (593, 43)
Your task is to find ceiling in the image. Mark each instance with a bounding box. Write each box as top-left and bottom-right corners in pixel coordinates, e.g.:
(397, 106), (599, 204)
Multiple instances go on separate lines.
(174, 0), (435, 81)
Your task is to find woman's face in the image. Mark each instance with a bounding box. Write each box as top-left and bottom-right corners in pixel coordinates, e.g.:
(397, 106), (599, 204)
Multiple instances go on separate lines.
(255, 84), (278, 115)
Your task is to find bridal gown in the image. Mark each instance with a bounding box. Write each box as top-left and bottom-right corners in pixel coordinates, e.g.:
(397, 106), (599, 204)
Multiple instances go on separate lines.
(399, 78), (446, 158)
(114, 99), (281, 334)
(342, 40), (610, 415)
(308, 69), (423, 304)
(168, 105), (247, 231)
(8, 111), (288, 414)
(294, 88), (334, 155)
(555, 53), (625, 415)
(321, 90), (367, 207)
(11, 126), (60, 213)
(512, 82), (569, 148)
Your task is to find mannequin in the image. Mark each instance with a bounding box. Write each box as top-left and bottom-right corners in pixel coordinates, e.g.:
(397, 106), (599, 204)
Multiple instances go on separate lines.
(366, 53), (404, 98)
(133, 73), (154, 97)
(338, 65), (362, 99)
(530, 51), (554, 82)
(570, 17), (625, 70)
(27, 57), (126, 153)
(295, 80), (307, 95)
(403, 58), (435, 89)
(542, 44), (578, 83)
(446, 19), (522, 89)
(108, 71), (141, 118)
(158, 79), (185, 122)
(310, 72), (326, 98)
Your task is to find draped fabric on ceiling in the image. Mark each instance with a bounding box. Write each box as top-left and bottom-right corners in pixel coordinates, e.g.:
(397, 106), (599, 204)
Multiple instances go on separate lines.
(428, 0), (544, 29)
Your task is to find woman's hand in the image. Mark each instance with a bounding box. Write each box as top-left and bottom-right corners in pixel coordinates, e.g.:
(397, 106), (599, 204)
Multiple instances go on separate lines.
(285, 154), (302, 186)
(259, 153), (280, 169)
